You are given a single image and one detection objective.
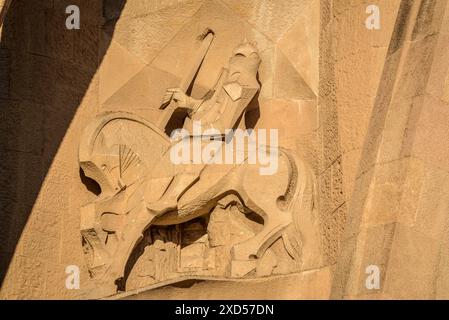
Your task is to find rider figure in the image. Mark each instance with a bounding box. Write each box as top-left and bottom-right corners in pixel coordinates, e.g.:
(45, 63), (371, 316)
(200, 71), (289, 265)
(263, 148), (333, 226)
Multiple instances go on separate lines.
(146, 39), (261, 213)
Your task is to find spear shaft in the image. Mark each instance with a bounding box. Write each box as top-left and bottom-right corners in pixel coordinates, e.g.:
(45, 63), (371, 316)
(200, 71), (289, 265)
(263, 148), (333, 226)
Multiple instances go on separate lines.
(157, 29), (215, 130)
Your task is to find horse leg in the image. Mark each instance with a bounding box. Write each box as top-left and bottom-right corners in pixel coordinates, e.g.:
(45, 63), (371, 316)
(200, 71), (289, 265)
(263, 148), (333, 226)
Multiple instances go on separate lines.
(85, 180), (163, 289)
(100, 201), (159, 288)
(231, 198), (292, 261)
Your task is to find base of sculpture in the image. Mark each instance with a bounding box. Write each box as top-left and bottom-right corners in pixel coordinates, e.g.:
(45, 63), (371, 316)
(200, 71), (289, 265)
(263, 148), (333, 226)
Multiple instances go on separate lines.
(110, 268), (332, 300)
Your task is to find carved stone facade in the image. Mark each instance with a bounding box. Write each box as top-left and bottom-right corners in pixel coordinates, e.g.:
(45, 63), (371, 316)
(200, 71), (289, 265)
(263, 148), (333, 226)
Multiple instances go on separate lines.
(1, 0), (449, 300)
(78, 38), (321, 294)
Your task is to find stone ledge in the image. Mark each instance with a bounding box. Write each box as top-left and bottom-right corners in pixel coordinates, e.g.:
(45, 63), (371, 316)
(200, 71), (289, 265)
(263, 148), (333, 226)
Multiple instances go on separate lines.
(107, 267), (331, 300)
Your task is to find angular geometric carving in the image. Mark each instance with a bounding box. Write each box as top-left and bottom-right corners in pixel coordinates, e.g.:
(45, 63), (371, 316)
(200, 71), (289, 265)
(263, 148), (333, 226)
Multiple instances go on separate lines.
(79, 39), (321, 292)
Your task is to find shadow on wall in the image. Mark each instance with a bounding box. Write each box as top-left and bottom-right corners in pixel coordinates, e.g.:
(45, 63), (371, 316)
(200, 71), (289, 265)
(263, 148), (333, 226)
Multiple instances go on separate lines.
(0, 0), (127, 286)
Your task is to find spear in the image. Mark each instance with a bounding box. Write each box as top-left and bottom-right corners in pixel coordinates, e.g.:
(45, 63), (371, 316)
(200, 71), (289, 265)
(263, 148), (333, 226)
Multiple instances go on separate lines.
(157, 28), (215, 130)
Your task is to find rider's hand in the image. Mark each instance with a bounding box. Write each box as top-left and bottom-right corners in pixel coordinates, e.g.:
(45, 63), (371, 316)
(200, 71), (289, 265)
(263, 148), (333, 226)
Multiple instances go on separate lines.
(160, 88), (189, 109)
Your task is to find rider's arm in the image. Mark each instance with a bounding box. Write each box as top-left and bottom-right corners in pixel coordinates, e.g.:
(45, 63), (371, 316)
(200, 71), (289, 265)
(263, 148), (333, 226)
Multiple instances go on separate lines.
(186, 97), (204, 116)
(161, 88), (204, 114)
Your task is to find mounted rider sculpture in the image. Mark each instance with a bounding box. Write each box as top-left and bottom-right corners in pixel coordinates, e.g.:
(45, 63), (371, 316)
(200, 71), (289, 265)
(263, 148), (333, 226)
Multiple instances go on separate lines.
(78, 31), (320, 292)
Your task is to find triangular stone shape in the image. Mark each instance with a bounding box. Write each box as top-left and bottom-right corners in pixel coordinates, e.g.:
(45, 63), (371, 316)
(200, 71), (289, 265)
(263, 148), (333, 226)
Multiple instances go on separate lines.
(277, 0), (319, 95)
(99, 35), (147, 105)
(274, 49), (316, 100)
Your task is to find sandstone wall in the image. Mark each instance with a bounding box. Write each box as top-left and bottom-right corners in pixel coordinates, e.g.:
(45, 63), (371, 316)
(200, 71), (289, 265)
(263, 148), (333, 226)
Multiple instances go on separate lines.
(0, 0), (448, 300)
(0, 0), (106, 299)
(332, 0), (449, 299)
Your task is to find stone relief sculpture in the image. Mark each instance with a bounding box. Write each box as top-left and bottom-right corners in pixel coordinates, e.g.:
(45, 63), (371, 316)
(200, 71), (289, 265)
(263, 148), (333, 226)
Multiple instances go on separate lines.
(79, 30), (321, 292)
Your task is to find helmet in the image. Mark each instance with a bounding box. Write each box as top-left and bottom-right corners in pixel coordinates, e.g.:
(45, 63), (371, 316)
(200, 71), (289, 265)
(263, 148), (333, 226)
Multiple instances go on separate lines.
(232, 38), (259, 58)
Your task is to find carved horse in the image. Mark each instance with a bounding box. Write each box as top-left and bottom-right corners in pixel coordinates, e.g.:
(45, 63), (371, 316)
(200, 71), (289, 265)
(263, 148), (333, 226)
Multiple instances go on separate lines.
(79, 112), (320, 290)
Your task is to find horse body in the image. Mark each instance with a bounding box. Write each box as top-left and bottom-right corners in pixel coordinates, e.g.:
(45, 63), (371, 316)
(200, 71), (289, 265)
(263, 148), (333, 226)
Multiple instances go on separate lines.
(79, 112), (319, 290)
(151, 148), (296, 260)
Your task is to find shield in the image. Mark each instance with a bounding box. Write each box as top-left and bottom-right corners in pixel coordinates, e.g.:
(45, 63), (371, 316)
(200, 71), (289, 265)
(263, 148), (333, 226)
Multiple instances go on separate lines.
(79, 111), (171, 197)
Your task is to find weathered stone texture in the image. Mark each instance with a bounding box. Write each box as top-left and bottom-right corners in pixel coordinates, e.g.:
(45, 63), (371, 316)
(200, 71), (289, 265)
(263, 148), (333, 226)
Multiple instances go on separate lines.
(0, 0), (448, 300)
(0, 0), (103, 299)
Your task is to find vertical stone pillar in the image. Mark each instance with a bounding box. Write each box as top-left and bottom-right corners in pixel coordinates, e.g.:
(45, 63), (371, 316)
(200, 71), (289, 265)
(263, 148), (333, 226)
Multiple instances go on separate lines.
(332, 0), (449, 299)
